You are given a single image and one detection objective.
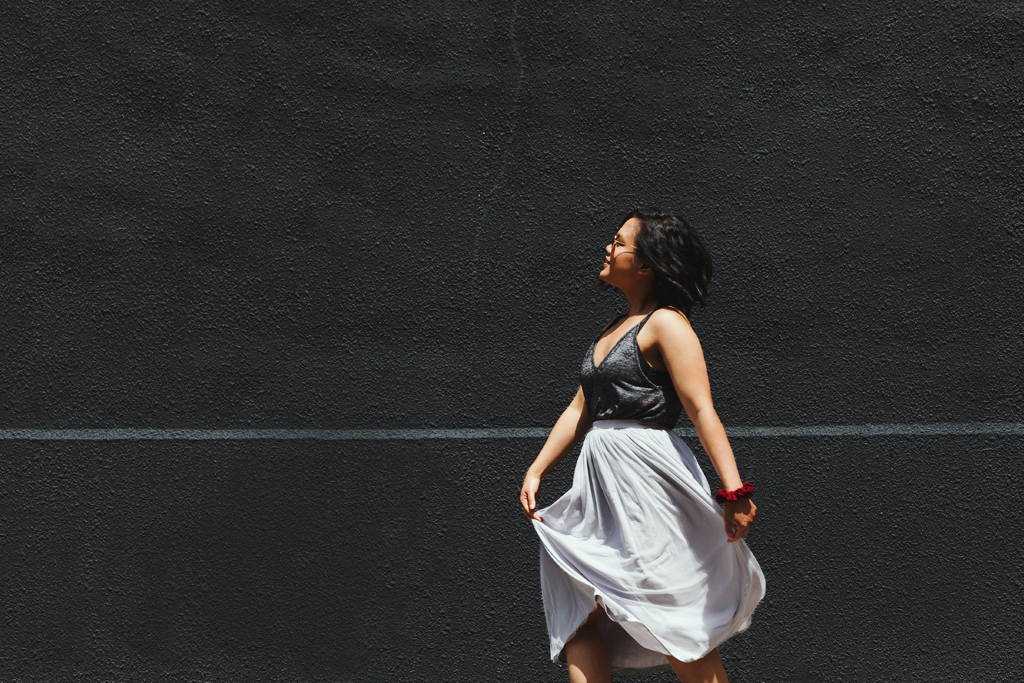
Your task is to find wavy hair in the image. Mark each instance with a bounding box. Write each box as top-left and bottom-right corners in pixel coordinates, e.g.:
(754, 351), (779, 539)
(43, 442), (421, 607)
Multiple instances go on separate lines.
(625, 208), (713, 316)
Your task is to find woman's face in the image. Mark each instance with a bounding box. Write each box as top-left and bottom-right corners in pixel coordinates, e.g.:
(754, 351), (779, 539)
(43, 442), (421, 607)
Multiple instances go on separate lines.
(599, 217), (644, 287)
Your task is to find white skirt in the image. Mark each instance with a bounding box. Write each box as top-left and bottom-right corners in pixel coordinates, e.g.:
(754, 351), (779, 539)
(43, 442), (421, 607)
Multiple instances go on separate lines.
(532, 420), (765, 669)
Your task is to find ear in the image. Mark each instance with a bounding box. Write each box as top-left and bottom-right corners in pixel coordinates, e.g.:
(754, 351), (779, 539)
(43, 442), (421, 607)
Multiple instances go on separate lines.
(633, 256), (652, 275)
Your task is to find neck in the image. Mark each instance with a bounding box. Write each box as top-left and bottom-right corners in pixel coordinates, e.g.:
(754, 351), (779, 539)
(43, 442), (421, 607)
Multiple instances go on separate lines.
(621, 283), (658, 317)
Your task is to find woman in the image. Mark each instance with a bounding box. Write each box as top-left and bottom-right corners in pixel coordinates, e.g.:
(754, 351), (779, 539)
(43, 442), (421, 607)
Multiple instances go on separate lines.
(520, 209), (765, 683)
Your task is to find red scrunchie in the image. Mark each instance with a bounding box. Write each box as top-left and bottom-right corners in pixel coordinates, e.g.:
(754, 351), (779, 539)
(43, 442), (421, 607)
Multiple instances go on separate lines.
(715, 482), (754, 505)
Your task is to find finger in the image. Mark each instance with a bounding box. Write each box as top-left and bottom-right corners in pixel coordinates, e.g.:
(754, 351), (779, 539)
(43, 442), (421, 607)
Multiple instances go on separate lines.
(527, 488), (537, 513)
(520, 492), (542, 522)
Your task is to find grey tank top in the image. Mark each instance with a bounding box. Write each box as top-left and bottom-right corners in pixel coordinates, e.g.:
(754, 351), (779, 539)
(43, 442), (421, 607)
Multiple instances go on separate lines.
(580, 308), (684, 429)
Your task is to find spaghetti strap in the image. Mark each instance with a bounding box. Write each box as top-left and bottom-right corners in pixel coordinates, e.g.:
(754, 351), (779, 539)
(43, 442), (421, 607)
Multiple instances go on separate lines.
(596, 314), (628, 341)
(599, 307), (658, 341)
(634, 307), (659, 335)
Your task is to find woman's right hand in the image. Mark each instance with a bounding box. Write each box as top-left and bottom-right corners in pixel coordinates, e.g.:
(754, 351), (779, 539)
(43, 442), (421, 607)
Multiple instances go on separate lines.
(520, 471), (543, 522)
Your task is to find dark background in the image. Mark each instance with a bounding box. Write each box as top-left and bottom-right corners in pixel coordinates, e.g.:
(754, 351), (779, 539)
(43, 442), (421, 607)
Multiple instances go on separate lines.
(2, 1), (1023, 681)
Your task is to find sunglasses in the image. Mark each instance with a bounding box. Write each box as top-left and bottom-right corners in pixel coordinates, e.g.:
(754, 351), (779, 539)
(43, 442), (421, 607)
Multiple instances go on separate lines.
(610, 236), (636, 253)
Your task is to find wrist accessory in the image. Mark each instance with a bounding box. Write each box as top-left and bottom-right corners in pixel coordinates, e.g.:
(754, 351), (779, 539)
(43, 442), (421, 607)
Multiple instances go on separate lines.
(715, 482), (754, 505)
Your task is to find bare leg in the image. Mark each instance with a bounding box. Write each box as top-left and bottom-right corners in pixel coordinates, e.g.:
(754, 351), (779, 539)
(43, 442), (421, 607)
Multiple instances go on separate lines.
(563, 605), (612, 683)
(668, 649), (729, 683)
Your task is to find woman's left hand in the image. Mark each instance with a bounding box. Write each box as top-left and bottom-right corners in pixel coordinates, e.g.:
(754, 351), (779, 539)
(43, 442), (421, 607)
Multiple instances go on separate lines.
(723, 498), (757, 542)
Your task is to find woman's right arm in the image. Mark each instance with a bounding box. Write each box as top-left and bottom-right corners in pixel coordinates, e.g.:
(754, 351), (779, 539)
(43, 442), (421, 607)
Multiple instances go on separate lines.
(520, 386), (592, 522)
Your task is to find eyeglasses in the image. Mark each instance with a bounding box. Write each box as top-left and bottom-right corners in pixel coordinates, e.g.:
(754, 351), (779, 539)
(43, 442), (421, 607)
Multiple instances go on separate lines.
(610, 236), (636, 253)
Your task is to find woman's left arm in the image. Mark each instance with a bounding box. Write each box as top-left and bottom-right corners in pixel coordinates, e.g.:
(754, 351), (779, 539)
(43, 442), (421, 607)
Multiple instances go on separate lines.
(652, 311), (757, 543)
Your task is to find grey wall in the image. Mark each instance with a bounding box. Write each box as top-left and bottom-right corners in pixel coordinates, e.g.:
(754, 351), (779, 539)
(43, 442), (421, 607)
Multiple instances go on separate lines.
(2, 1), (1023, 681)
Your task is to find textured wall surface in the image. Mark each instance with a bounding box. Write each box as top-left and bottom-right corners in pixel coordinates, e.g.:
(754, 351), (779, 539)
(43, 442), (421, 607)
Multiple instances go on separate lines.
(2, 1), (1023, 681)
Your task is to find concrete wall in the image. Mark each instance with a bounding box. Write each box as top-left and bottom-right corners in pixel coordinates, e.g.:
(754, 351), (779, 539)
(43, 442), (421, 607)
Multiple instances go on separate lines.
(2, 1), (1023, 680)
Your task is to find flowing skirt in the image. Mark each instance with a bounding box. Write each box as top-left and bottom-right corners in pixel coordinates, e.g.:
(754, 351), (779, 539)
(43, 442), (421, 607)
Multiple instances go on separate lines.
(532, 420), (765, 669)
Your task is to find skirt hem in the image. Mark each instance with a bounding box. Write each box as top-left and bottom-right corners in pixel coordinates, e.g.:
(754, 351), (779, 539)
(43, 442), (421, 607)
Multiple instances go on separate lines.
(538, 530), (737, 669)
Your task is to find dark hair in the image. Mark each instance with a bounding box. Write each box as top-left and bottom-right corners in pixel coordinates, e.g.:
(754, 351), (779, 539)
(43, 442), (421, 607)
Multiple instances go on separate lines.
(625, 208), (713, 316)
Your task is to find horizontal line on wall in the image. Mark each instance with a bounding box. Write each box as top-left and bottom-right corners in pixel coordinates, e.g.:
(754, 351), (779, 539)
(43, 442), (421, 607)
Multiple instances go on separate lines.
(0, 422), (1022, 441)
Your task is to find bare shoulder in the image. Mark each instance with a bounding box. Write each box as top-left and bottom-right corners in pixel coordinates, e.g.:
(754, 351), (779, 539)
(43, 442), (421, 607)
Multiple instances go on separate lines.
(642, 308), (702, 360)
(648, 307), (697, 339)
